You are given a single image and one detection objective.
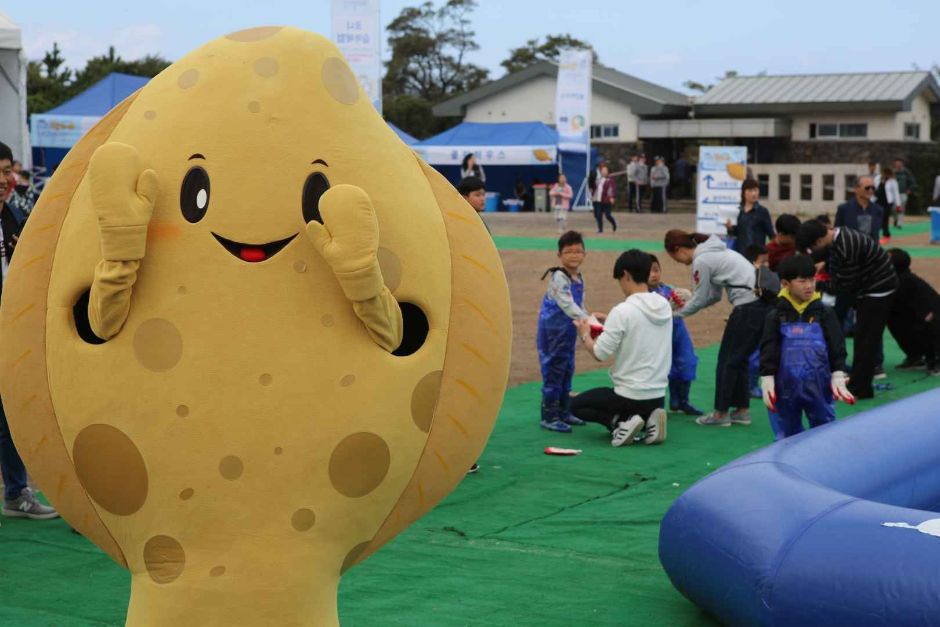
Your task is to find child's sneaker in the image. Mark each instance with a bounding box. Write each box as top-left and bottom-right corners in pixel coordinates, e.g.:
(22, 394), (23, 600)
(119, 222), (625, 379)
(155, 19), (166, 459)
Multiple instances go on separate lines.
(896, 357), (926, 370)
(695, 413), (731, 427)
(678, 401), (704, 417)
(540, 419), (572, 433)
(561, 414), (586, 426)
(611, 415), (645, 447)
(729, 410), (752, 425)
(927, 366), (940, 377)
(873, 366), (887, 380)
(644, 409), (668, 445)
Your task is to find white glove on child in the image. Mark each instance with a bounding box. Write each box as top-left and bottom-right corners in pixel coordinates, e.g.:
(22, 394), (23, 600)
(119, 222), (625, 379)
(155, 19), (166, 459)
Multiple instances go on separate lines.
(761, 375), (776, 412)
(831, 371), (855, 405)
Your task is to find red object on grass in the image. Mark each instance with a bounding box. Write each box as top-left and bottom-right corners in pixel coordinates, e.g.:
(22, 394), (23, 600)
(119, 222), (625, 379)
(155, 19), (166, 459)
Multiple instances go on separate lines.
(544, 447), (582, 456)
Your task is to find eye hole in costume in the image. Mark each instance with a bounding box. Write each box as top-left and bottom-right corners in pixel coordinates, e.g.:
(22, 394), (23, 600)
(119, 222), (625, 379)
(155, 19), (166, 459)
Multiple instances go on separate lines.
(180, 167), (210, 223)
(302, 172), (330, 224)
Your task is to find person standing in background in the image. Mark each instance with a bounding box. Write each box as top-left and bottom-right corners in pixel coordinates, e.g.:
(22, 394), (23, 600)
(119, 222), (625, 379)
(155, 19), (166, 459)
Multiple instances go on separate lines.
(592, 163), (617, 233)
(633, 154), (649, 212)
(650, 156), (670, 213)
(549, 173), (574, 233)
(893, 157), (917, 225)
(627, 154), (639, 212)
(460, 153), (486, 182)
(725, 179), (775, 254)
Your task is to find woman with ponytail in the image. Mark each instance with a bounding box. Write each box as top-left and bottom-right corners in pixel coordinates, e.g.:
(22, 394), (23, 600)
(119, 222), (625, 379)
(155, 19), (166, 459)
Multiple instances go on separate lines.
(664, 229), (772, 427)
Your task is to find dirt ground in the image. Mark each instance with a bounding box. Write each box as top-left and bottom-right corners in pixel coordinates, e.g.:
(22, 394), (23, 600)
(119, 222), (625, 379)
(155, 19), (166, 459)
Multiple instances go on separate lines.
(488, 211), (940, 387)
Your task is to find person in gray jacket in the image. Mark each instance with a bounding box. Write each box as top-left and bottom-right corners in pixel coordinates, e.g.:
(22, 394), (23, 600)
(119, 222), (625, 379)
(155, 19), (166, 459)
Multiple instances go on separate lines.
(650, 156), (670, 214)
(633, 154), (649, 212)
(665, 229), (771, 427)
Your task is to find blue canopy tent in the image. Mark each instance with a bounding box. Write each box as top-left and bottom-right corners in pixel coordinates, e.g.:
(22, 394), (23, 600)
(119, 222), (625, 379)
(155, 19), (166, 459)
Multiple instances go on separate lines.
(414, 121), (596, 211)
(30, 72), (149, 177)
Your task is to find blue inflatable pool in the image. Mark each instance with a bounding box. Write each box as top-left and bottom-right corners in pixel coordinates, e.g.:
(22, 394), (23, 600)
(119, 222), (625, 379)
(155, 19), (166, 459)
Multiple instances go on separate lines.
(660, 389), (940, 627)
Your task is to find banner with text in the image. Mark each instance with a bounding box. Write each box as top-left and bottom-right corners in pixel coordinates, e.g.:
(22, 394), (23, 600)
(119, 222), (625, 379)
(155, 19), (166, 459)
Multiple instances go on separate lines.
(696, 146), (748, 235)
(30, 114), (101, 149)
(331, 0), (382, 112)
(554, 49), (592, 153)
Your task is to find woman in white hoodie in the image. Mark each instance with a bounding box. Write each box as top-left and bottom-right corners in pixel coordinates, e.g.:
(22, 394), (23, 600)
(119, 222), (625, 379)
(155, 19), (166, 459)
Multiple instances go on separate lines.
(572, 250), (673, 447)
(664, 229), (771, 427)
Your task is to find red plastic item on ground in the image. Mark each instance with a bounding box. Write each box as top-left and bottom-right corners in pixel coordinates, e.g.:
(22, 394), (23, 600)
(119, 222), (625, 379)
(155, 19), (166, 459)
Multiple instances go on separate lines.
(544, 447), (582, 456)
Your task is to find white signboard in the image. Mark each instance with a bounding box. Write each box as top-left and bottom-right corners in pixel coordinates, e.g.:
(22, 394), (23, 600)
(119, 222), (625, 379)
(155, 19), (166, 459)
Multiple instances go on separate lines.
(696, 146), (748, 235)
(30, 114), (101, 149)
(414, 145), (557, 166)
(554, 49), (592, 153)
(331, 0), (382, 112)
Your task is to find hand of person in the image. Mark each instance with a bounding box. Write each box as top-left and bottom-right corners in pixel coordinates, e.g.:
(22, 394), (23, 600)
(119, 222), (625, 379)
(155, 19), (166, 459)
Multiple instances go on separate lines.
(591, 312), (607, 323)
(760, 375), (776, 411)
(306, 184), (383, 302)
(927, 312), (935, 323)
(89, 142), (159, 261)
(725, 219), (733, 231)
(670, 288), (692, 311)
(831, 371), (855, 405)
(574, 316), (592, 338)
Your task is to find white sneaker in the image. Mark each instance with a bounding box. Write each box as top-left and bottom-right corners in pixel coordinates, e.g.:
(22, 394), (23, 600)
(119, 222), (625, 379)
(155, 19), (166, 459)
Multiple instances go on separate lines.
(644, 408), (668, 445)
(611, 415), (645, 447)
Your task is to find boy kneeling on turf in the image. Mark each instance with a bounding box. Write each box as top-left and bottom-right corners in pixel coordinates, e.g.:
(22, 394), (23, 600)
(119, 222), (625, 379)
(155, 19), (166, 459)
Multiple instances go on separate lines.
(759, 255), (855, 440)
(572, 250), (673, 446)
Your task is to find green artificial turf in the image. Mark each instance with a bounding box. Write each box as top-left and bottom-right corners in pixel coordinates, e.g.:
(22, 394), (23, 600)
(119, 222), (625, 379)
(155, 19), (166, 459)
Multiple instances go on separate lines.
(2, 339), (938, 626)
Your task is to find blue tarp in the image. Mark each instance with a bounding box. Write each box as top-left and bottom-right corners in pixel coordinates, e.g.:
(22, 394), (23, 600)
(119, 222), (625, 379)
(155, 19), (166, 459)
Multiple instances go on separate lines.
(46, 72), (149, 116)
(415, 121), (596, 210)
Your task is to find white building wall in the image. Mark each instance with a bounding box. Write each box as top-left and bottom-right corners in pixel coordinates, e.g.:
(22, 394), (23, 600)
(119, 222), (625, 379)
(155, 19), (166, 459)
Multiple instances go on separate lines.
(462, 75), (640, 142)
(790, 112), (898, 141)
(894, 93), (931, 141)
(748, 163), (876, 214)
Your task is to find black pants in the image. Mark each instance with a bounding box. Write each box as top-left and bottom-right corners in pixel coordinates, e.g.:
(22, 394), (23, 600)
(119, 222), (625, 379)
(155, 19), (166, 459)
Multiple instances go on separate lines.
(887, 314), (938, 366)
(627, 183), (636, 211)
(882, 205), (891, 238)
(715, 300), (770, 411)
(570, 387), (664, 431)
(852, 294), (894, 398)
(651, 187), (667, 213)
(593, 202), (616, 232)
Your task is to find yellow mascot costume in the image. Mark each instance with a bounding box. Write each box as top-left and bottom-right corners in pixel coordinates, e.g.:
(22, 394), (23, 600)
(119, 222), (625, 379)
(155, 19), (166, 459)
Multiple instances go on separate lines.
(0, 26), (510, 626)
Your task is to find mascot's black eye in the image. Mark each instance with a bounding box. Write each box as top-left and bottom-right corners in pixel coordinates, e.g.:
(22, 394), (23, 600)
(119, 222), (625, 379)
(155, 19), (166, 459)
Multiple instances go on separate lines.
(180, 167), (210, 223)
(302, 172), (330, 224)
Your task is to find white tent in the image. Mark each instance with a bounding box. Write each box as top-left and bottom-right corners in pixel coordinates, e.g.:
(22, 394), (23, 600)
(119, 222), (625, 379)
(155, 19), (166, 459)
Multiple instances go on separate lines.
(0, 11), (29, 167)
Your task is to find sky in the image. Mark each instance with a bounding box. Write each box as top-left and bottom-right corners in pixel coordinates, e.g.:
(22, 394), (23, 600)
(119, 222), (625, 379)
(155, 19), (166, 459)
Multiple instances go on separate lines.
(5, 1), (940, 94)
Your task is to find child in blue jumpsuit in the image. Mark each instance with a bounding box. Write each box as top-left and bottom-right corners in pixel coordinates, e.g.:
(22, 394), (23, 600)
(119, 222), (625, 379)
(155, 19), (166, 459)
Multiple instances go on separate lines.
(648, 255), (702, 415)
(759, 255), (854, 439)
(537, 231), (603, 433)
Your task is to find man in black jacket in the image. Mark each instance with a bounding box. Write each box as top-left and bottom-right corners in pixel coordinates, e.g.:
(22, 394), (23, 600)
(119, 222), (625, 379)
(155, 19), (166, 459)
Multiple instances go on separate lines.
(797, 220), (897, 399)
(759, 255), (852, 439)
(835, 176), (883, 241)
(886, 248), (940, 375)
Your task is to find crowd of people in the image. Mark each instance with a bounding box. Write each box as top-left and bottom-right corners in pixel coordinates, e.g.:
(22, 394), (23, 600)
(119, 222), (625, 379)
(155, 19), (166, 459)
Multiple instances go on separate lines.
(529, 166), (940, 449)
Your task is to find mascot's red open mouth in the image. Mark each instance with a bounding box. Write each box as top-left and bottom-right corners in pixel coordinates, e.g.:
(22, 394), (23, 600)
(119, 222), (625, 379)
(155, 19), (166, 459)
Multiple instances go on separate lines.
(211, 232), (297, 263)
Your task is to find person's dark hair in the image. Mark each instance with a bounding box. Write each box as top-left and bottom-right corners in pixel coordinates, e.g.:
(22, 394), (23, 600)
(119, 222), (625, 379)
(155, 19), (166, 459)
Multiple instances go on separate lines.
(777, 254), (816, 281)
(0, 141), (12, 164)
(557, 230), (584, 253)
(456, 176), (485, 197)
(740, 178), (760, 206)
(796, 220), (829, 252)
(775, 214), (801, 236)
(18, 170), (30, 182)
(743, 244), (767, 264)
(664, 229), (709, 252)
(613, 249), (652, 283)
(461, 153), (475, 170)
(648, 253), (660, 265)
(895, 157), (906, 164)
(881, 167), (894, 179)
(868, 160), (877, 168)
(887, 248), (912, 273)
(815, 213), (832, 226)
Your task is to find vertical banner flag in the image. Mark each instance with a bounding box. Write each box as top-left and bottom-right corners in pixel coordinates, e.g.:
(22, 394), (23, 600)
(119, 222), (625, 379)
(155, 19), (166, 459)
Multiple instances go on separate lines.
(696, 146), (748, 235)
(554, 49), (592, 153)
(331, 0), (382, 112)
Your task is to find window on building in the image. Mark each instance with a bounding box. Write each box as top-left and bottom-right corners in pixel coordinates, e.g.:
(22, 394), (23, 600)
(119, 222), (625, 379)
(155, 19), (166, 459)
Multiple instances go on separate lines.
(904, 123), (921, 140)
(800, 174), (813, 201)
(757, 174), (769, 197)
(811, 122), (868, 139)
(822, 174), (835, 201)
(844, 175), (857, 201)
(779, 174), (791, 201)
(590, 124), (619, 139)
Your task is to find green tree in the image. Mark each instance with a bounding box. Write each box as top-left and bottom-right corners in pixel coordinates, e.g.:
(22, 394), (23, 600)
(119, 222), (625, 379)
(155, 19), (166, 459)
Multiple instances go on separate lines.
(500, 34), (597, 75)
(70, 46), (171, 96)
(383, 0), (488, 138)
(26, 43), (72, 115)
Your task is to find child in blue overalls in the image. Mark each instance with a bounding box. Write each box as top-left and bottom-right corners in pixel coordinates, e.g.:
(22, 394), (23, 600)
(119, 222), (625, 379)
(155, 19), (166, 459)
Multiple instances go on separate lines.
(648, 254), (702, 415)
(537, 231), (604, 433)
(758, 255), (854, 439)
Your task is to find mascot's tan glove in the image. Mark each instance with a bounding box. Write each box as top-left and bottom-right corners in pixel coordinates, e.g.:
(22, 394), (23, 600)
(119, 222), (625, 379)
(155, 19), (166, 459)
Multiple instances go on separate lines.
(90, 143), (159, 261)
(87, 143), (159, 340)
(306, 185), (403, 352)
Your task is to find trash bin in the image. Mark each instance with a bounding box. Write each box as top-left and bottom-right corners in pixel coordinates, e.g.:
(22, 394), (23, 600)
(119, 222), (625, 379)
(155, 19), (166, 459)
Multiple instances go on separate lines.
(504, 199), (523, 213)
(930, 207), (940, 245)
(484, 192), (501, 213)
(533, 185), (548, 212)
